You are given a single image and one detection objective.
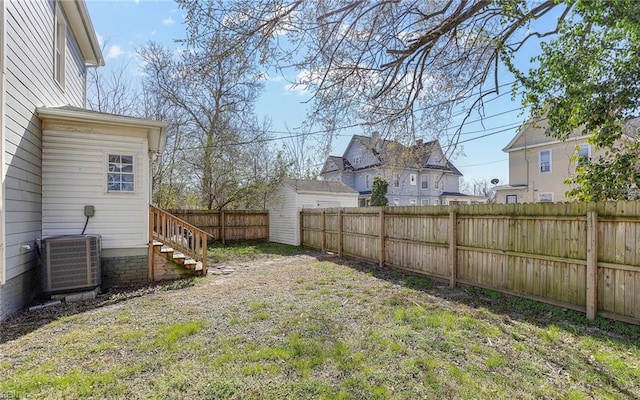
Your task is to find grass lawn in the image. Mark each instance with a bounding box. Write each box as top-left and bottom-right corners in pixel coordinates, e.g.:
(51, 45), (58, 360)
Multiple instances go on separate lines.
(1, 243), (639, 399)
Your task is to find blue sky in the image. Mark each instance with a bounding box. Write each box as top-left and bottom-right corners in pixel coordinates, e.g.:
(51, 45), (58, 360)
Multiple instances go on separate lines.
(85, 0), (535, 187)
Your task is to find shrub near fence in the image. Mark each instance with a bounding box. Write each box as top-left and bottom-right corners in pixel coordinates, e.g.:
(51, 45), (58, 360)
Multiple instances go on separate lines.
(301, 202), (640, 325)
(167, 210), (269, 244)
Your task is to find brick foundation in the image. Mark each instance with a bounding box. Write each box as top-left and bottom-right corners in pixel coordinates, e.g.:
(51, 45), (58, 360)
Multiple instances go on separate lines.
(100, 255), (148, 288)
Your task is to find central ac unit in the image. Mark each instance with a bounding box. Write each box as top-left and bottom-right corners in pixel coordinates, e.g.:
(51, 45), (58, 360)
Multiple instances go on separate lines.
(41, 235), (101, 293)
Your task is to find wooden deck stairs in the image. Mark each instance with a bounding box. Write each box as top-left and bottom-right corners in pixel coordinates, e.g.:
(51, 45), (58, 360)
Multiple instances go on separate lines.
(149, 205), (209, 281)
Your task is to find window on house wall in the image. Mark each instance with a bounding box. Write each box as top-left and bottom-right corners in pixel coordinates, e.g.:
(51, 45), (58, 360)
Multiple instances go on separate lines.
(539, 149), (551, 173)
(365, 174), (371, 189)
(421, 199), (429, 205)
(433, 199), (440, 205)
(538, 192), (554, 203)
(353, 157), (361, 165)
(393, 198), (400, 206)
(421, 174), (429, 190)
(576, 144), (591, 166)
(54, 3), (66, 88)
(107, 154), (135, 192)
(506, 195), (517, 204)
(393, 173), (400, 188)
(410, 174), (416, 185)
(433, 175), (441, 189)
(410, 199), (416, 205)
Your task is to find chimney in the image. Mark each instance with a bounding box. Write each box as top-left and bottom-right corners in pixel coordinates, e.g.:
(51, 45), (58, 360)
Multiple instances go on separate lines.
(371, 131), (381, 152)
(416, 139), (424, 147)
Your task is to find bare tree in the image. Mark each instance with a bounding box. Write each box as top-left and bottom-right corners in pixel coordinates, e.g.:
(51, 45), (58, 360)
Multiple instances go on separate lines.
(138, 32), (279, 210)
(87, 56), (141, 115)
(177, 0), (569, 149)
(280, 127), (323, 179)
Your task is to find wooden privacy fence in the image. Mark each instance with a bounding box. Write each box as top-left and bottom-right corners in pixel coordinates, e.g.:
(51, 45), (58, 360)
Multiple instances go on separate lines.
(166, 210), (269, 244)
(301, 202), (640, 325)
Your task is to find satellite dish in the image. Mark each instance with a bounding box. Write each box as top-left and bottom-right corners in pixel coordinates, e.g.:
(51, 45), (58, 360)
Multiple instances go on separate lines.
(490, 178), (499, 185)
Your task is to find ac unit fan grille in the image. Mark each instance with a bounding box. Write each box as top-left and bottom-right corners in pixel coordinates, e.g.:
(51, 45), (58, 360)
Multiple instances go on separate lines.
(41, 235), (101, 293)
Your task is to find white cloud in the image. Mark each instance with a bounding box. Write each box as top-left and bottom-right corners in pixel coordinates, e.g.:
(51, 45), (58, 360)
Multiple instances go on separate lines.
(162, 17), (176, 26)
(133, 0), (140, 4)
(106, 45), (124, 60)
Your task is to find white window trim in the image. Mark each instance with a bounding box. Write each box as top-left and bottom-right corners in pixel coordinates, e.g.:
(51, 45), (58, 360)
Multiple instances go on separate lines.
(433, 175), (441, 189)
(421, 199), (429, 205)
(54, 3), (66, 89)
(409, 198), (416, 205)
(576, 144), (591, 166)
(393, 198), (400, 206)
(538, 192), (554, 203)
(410, 174), (416, 186)
(365, 173), (370, 189)
(539, 149), (552, 173)
(506, 194), (518, 204)
(393, 173), (400, 188)
(106, 153), (137, 193)
(421, 174), (429, 190)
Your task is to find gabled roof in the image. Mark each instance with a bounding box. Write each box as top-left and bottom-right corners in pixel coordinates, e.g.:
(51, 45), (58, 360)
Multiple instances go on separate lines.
(283, 179), (358, 195)
(320, 155), (353, 175)
(323, 134), (462, 176)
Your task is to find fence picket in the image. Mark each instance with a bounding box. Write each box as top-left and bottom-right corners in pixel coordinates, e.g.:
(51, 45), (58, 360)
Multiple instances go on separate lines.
(300, 202), (640, 325)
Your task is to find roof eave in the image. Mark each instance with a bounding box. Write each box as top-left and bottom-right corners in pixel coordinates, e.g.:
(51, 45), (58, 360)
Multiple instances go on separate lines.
(61, 0), (104, 67)
(37, 106), (168, 153)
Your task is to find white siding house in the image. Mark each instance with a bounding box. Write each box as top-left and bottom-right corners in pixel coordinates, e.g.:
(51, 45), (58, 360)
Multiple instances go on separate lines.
(268, 179), (358, 246)
(0, 1), (169, 320)
(1, 0), (104, 319)
(38, 106), (167, 255)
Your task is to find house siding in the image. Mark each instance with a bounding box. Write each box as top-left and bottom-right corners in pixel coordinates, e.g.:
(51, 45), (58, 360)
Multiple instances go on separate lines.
(498, 118), (608, 203)
(268, 182), (358, 246)
(2, 0), (87, 300)
(268, 185), (299, 246)
(41, 126), (150, 250)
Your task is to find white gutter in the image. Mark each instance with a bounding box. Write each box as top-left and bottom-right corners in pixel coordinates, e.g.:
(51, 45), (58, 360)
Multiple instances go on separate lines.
(60, 0), (104, 67)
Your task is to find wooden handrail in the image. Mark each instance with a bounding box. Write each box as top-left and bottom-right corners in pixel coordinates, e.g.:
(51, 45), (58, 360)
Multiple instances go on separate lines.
(149, 205), (208, 269)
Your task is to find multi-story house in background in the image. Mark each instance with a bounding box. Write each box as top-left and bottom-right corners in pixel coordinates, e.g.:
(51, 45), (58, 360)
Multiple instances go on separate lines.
(494, 118), (604, 203)
(320, 134), (485, 206)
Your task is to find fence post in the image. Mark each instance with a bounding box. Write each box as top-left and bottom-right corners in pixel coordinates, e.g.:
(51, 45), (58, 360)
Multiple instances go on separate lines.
(321, 210), (326, 252)
(449, 207), (458, 288)
(379, 210), (385, 268)
(586, 209), (598, 320)
(338, 210), (343, 257)
(148, 207), (155, 282)
(221, 211), (226, 245)
(299, 211), (304, 246)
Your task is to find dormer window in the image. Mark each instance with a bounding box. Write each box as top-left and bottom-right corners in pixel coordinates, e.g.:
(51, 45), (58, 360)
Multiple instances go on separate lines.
(353, 157), (361, 165)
